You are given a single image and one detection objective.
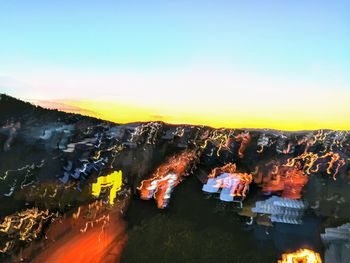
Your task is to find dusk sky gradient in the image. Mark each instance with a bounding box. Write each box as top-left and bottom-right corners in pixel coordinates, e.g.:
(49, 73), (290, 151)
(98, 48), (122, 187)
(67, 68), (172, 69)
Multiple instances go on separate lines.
(1, 1), (349, 130)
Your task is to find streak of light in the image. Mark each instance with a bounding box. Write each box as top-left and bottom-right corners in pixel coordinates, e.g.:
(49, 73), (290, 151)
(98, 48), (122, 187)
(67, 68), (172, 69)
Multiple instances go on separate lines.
(208, 163), (237, 178)
(91, 171), (122, 205)
(138, 150), (198, 208)
(285, 151), (346, 180)
(278, 248), (322, 263)
(234, 131), (251, 158)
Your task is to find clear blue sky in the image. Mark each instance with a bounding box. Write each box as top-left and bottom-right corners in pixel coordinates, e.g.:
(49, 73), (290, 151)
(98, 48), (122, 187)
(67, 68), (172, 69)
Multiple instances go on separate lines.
(0, 0), (349, 75)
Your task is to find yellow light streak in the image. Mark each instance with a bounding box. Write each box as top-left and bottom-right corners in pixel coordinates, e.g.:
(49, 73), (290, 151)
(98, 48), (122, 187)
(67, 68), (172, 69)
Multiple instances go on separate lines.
(91, 171), (122, 205)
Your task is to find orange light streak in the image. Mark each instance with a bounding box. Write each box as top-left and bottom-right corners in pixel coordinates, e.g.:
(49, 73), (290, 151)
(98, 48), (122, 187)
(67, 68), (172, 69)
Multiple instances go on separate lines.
(138, 150), (198, 208)
(278, 248), (322, 263)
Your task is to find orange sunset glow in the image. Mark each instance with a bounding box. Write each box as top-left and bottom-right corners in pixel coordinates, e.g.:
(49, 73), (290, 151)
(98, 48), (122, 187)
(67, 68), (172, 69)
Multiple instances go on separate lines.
(35, 91), (350, 131)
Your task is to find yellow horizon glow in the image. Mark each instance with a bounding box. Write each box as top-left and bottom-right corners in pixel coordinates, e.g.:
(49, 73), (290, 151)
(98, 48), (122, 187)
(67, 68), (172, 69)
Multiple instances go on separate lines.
(11, 67), (350, 131)
(49, 97), (350, 131)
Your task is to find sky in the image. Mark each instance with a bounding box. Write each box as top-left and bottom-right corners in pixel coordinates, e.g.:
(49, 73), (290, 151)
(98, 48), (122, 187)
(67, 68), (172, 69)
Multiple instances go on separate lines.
(0, 0), (349, 130)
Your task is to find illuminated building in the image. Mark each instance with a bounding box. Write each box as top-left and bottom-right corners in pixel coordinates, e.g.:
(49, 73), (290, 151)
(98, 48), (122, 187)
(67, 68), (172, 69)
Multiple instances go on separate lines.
(252, 196), (307, 225)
